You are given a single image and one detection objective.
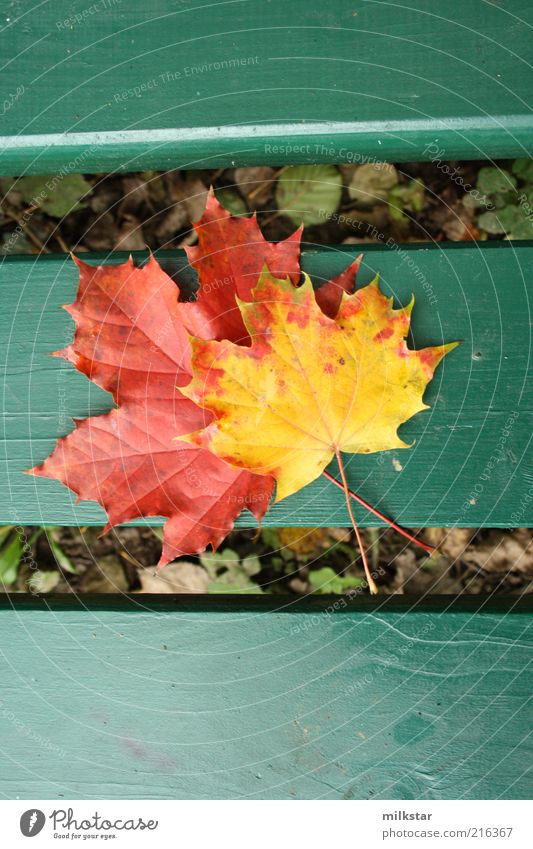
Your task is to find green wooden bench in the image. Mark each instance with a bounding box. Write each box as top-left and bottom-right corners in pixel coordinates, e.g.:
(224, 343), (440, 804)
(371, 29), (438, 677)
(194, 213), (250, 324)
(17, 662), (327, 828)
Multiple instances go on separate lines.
(0, 0), (531, 800)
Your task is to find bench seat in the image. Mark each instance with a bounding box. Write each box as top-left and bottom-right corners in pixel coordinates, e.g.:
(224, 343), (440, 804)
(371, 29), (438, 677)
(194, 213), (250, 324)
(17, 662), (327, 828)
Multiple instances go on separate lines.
(1, 242), (531, 529)
(1, 0), (533, 174)
(0, 594), (530, 800)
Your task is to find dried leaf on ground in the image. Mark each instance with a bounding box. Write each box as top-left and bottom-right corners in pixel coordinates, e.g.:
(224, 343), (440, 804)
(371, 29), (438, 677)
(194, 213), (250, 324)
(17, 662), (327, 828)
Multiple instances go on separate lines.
(155, 203), (189, 242)
(394, 550), (459, 594)
(422, 528), (476, 560)
(173, 176), (209, 222)
(462, 528), (533, 577)
(278, 527), (337, 558)
(119, 175), (153, 214)
(81, 555), (129, 593)
(115, 213), (145, 250)
(81, 212), (119, 251)
(138, 561), (209, 593)
(429, 199), (478, 241)
(234, 166), (276, 207)
(347, 163), (399, 207)
(275, 164), (342, 226)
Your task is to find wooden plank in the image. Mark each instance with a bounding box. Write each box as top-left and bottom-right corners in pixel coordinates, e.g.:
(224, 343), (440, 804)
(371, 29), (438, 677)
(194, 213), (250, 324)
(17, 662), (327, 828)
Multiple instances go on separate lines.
(1, 242), (532, 529)
(0, 594), (530, 800)
(1, 0), (533, 174)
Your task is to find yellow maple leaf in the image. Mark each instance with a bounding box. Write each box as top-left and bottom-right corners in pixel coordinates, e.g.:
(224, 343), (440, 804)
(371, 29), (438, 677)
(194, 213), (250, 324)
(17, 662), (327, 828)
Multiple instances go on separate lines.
(181, 269), (458, 590)
(181, 268), (457, 494)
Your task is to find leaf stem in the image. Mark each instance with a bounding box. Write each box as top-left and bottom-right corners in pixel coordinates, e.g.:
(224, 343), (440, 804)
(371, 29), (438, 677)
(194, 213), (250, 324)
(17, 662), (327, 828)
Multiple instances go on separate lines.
(334, 451), (378, 595)
(322, 469), (434, 555)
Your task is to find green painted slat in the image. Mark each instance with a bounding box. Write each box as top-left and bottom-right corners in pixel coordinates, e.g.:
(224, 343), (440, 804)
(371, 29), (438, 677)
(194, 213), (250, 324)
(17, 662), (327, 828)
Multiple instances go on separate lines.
(0, 594), (530, 800)
(1, 241), (532, 529)
(1, 0), (533, 174)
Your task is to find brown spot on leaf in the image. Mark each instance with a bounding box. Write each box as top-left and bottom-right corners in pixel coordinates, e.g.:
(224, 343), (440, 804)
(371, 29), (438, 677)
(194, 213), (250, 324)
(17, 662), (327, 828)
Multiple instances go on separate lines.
(374, 326), (394, 342)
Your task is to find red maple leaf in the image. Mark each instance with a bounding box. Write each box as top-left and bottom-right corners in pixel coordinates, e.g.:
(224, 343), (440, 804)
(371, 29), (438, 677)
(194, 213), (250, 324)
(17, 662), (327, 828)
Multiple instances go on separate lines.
(181, 188), (363, 337)
(313, 253), (363, 318)
(29, 254), (274, 566)
(182, 188), (302, 342)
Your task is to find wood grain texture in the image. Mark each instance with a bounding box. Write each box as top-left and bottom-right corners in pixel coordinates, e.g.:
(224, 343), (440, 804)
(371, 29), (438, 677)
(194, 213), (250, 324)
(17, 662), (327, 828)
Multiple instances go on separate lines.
(0, 594), (530, 800)
(1, 242), (532, 529)
(1, 0), (533, 173)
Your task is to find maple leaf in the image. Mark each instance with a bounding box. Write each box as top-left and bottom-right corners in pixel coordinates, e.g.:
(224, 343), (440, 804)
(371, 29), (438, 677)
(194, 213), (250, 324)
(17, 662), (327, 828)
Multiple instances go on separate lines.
(181, 189), (363, 334)
(181, 187), (302, 343)
(181, 269), (457, 498)
(313, 252), (363, 318)
(29, 255), (274, 566)
(180, 269), (457, 590)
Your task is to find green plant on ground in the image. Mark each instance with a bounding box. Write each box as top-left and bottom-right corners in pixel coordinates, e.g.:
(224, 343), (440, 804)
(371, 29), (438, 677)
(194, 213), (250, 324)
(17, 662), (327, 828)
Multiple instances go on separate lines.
(0, 525), (77, 589)
(199, 548), (264, 593)
(469, 159), (533, 239)
(215, 187), (248, 217)
(0, 526), (41, 586)
(0, 174), (91, 218)
(388, 179), (426, 224)
(308, 566), (363, 594)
